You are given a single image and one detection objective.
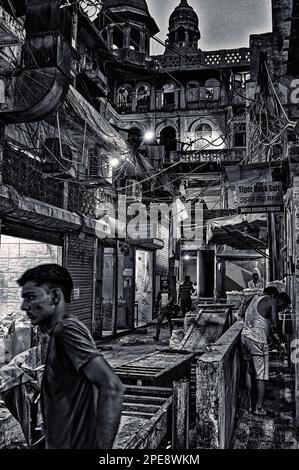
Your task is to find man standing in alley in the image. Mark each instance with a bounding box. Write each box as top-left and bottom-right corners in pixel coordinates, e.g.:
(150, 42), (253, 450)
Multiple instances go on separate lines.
(17, 264), (124, 449)
(153, 284), (174, 342)
(241, 291), (290, 416)
(178, 275), (195, 317)
(248, 268), (264, 289)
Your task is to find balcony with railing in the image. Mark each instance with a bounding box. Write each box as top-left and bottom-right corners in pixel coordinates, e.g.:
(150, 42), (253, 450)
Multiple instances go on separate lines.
(85, 66), (108, 88)
(112, 48), (146, 65)
(155, 48), (250, 70)
(164, 148), (246, 164)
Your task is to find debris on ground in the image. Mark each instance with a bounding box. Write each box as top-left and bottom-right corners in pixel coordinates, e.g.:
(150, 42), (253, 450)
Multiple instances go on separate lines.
(169, 329), (185, 350)
(119, 336), (147, 347)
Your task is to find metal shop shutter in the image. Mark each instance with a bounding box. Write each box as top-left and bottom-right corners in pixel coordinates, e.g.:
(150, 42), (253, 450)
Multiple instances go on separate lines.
(156, 223), (169, 276)
(66, 233), (95, 332)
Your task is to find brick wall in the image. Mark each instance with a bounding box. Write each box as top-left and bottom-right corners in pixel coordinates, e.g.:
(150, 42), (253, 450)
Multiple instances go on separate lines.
(0, 235), (62, 320)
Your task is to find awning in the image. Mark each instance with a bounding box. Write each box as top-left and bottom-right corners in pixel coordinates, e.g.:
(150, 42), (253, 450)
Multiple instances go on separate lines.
(0, 184), (109, 237)
(63, 86), (147, 177)
(65, 86), (130, 154)
(207, 213), (268, 252)
(129, 238), (164, 251)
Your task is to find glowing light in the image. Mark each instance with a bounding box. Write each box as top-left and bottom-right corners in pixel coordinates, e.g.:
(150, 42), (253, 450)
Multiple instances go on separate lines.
(144, 131), (155, 142)
(184, 255), (190, 261)
(110, 157), (120, 168)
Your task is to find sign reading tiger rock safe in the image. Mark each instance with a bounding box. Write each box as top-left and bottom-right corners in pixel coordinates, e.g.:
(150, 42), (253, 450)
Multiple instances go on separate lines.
(237, 181), (283, 213)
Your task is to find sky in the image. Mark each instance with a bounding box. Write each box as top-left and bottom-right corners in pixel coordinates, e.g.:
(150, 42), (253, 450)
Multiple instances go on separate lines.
(147, 0), (272, 55)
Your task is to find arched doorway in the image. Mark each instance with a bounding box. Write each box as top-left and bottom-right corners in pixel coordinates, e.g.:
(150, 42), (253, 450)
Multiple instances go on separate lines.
(160, 126), (177, 159)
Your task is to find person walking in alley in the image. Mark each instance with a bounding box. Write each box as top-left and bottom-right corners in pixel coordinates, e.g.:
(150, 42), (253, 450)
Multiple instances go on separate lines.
(153, 286), (174, 341)
(248, 268), (264, 289)
(178, 275), (195, 317)
(17, 264), (124, 449)
(241, 291), (290, 416)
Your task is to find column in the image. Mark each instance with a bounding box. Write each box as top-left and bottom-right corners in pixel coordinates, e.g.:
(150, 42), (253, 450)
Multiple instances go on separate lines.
(150, 85), (156, 111)
(197, 250), (205, 297)
(156, 90), (162, 110)
(140, 29), (146, 52)
(107, 26), (113, 49)
(124, 25), (131, 49)
(184, 30), (189, 45)
(180, 84), (186, 109)
(174, 88), (180, 110)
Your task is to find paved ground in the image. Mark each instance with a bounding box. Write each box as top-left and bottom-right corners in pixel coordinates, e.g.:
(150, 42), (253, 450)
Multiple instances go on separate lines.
(96, 323), (176, 368)
(232, 353), (298, 449)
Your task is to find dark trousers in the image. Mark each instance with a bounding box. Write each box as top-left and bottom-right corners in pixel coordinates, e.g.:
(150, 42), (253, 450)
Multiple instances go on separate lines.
(155, 309), (173, 339)
(181, 298), (192, 317)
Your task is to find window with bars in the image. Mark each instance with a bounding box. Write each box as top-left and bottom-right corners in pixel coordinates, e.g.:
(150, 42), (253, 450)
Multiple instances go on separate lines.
(233, 122), (247, 147)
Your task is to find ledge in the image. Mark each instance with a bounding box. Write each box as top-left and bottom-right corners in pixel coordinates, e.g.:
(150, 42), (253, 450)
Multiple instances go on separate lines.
(0, 184), (108, 237)
(198, 321), (244, 363)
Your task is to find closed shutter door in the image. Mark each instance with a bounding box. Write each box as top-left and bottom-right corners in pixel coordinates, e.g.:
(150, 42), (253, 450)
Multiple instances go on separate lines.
(66, 233), (95, 332)
(156, 223), (169, 276)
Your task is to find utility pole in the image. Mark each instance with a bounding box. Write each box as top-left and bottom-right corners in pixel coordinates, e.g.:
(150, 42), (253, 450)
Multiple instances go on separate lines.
(258, 50), (278, 281)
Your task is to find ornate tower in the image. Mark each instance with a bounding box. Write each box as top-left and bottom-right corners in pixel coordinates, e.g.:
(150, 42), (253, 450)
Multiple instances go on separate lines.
(165, 0), (200, 55)
(99, 0), (159, 65)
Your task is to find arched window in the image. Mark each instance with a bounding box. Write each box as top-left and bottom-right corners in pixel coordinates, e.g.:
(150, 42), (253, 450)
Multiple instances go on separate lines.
(136, 84), (151, 112)
(160, 126), (177, 158)
(205, 78), (220, 101)
(117, 85), (133, 113)
(176, 26), (186, 45)
(194, 123), (213, 150)
(186, 81), (200, 103)
(161, 83), (175, 110)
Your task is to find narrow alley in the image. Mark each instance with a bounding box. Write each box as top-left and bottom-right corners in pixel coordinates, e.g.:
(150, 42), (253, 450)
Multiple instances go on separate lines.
(0, 0), (299, 454)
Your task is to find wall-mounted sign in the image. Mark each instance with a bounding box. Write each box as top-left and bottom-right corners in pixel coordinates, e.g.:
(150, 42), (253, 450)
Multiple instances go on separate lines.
(73, 288), (80, 300)
(237, 181), (283, 214)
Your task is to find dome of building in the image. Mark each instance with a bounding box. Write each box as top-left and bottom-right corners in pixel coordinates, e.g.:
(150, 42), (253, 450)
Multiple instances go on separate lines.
(165, 0), (200, 53)
(169, 0), (199, 33)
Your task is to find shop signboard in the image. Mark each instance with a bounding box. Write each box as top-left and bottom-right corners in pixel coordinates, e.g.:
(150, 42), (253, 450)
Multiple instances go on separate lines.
(237, 180), (283, 214)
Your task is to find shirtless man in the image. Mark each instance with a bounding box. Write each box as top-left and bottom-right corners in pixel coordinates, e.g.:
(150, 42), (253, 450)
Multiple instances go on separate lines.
(241, 291), (290, 415)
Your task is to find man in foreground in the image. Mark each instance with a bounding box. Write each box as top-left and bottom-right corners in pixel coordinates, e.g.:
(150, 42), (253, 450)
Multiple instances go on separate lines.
(241, 291), (290, 416)
(18, 264), (124, 449)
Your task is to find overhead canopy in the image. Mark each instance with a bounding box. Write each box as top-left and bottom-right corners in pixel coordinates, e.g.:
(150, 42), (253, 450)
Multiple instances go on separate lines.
(207, 213), (268, 252)
(65, 86), (131, 155)
(63, 86), (154, 178)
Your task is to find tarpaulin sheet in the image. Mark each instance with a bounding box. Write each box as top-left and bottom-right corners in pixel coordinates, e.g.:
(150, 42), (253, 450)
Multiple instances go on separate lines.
(0, 347), (44, 446)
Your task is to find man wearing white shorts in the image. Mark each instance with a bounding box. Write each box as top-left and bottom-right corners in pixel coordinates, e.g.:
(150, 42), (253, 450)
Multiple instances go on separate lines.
(241, 292), (290, 415)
